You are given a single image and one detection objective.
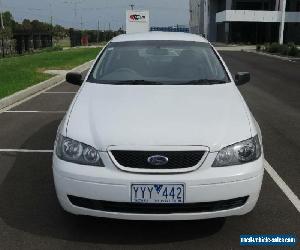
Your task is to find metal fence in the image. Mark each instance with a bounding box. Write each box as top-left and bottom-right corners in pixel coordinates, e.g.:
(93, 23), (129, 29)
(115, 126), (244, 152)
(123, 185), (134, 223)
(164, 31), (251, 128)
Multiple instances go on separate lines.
(150, 26), (190, 33)
(0, 38), (16, 57)
(0, 33), (52, 58)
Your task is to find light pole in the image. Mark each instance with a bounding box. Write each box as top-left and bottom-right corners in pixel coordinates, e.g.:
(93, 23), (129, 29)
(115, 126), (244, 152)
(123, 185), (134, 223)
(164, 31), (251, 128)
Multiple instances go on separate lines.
(279, 0), (286, 44)
(197, 3), (201, 35)
(0, 0), (5, 58)
(49, 3), (53, 26)
(203, 0), (208, 38)
(80, 16), (83, 30)
(49, 3), (53, 47)
(0, 0), (4, 29)
(97, 18), (100, 43)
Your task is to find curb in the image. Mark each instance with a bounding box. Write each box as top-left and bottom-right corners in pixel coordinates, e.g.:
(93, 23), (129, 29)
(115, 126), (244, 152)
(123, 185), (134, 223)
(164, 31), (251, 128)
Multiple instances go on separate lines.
(0, 60), (94, 111)
(216, 46), (256, 51)
(244, 50), (300, 62)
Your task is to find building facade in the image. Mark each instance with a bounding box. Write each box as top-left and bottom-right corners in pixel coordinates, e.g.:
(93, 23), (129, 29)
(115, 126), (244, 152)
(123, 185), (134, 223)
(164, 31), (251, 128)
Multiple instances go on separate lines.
(189, 0), (300, 44)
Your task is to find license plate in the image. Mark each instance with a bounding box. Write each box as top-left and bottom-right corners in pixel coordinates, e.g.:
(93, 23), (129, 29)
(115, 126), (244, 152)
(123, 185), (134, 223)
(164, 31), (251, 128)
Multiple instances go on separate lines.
(131, 184), (185, 203)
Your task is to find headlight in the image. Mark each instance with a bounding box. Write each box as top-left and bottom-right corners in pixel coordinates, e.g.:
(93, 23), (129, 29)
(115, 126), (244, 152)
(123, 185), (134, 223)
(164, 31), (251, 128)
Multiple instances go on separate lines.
(55, 134), (104, 167)
(212, 135), (261, 167)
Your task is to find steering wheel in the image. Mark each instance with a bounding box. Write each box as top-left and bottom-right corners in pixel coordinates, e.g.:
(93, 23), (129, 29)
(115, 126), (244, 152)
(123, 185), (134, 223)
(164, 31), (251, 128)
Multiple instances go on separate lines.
(113, 68), (137, 75)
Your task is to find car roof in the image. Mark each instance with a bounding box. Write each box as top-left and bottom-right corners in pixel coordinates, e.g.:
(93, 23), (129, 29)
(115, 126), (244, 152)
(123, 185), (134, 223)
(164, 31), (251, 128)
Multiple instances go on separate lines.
(111, 32), (209, 43)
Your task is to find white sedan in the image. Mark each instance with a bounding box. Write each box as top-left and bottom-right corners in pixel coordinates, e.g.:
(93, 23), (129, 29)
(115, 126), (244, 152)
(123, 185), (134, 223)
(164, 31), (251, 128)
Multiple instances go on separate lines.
(53, 32), (264, 220)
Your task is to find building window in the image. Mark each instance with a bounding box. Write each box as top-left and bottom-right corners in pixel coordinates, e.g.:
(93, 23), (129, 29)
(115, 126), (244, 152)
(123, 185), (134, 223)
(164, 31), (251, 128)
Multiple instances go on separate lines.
(286, 0), (300, 11)
(297, 1), (300, 11)
(217, 0), (226, 12)
(235, 1), (262, 10)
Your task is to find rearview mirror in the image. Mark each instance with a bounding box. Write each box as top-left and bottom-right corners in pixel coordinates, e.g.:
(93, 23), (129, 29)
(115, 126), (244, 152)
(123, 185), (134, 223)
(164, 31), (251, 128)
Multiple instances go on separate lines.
(235, 72), (250, 86)
(66, 72), (83, 85)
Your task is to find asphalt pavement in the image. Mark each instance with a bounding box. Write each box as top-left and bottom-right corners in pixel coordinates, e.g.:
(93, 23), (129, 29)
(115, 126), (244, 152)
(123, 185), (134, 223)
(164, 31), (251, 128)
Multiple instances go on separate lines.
(0, 51), (299, 249)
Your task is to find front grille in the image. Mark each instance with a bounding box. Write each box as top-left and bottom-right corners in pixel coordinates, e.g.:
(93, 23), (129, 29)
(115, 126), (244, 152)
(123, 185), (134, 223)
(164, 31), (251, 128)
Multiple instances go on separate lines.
(110, 150), (206, 169)
(68, 195), (249, 214)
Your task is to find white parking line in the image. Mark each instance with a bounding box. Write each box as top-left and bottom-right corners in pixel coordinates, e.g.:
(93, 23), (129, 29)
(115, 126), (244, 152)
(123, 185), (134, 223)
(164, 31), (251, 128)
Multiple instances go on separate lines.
(4, 111), (66, 113)
(0, 81), (64, 114)
(0, 149), (53, 153)
(264, 160), (300, 213)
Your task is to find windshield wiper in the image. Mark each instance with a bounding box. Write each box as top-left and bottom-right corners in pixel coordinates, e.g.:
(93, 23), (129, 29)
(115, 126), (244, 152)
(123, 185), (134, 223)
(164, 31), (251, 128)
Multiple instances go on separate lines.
(179, 79), (227, 85)
(95, 79), (227, 85)
(106, 80), (164, 85)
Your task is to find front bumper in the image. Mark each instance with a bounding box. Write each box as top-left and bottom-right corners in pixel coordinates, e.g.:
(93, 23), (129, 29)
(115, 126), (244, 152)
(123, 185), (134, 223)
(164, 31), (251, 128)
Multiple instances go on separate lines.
(52, 152), (264, 220)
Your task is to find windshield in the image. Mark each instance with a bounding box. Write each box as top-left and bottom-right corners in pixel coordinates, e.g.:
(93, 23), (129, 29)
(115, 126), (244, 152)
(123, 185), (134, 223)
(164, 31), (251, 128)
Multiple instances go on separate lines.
(88, 40), (230, 85)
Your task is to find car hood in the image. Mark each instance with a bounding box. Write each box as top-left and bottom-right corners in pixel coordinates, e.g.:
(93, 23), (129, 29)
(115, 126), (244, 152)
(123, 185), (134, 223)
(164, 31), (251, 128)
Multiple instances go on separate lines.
(66, 82), (252, 152)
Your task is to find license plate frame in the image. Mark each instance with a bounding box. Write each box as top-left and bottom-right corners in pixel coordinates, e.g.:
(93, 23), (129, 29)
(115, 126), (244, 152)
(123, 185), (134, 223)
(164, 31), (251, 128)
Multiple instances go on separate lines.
(131, 183), (185, 204)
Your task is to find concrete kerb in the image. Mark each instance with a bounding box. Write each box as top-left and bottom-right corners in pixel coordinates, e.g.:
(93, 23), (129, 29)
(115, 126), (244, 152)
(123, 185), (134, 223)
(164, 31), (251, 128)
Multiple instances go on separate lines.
(244, 50), (300, 62)
(214, 44), (300, 61)
(0, 60), (94, 111)
(215, 45), (256, 51)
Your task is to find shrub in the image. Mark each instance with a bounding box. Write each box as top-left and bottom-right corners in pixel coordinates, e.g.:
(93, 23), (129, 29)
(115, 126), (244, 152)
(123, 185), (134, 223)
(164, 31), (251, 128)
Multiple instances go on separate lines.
(268, 42), (280, 53)
(287, 42), (295, 48)
(288, 45), (299, 57)
(43, 46), (63, 52)
(53, 45), (63, 51)
(256, 44), (261, 51)
(279, 44), (289, 55)
(263, 43), (270, 52)
(262, 42), (299, 57)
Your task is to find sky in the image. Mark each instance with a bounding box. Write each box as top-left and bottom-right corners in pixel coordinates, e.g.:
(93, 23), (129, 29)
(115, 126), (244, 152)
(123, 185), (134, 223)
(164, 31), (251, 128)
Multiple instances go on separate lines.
(1, 0), (189, 30)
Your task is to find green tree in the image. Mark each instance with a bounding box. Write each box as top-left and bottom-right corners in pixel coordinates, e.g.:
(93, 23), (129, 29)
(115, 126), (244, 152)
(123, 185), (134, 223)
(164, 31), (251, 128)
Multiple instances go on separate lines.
(0, 11), (14, 38)
(53, 24), (67, 42)
(22, 19), (32, 32)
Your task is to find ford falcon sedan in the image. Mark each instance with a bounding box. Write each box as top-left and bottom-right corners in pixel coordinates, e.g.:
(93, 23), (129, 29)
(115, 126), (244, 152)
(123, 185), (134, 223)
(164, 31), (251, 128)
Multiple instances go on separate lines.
(53, 32), (264, 220)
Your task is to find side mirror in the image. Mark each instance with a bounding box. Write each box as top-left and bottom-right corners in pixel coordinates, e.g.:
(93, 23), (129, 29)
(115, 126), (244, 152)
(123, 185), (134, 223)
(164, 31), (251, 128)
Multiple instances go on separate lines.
(235, 72), (250, 86)
(66, 72), (83, 85)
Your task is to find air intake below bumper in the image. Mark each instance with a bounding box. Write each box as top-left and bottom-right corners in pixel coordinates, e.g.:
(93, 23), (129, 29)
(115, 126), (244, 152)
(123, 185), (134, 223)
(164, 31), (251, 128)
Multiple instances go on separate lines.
(68, 195), (249, 214)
